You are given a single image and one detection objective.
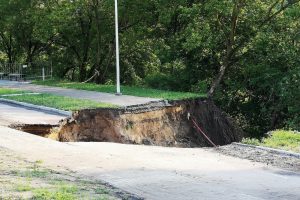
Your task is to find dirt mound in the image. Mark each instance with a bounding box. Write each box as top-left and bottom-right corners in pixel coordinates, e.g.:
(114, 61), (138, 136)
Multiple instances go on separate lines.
(57, 99), (243, 147)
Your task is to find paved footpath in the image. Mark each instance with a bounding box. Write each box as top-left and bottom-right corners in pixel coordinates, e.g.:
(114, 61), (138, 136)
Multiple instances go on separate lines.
(0, 80), (161, 107)
(0, 126), (299, 200)
(0, 102), (67, 126)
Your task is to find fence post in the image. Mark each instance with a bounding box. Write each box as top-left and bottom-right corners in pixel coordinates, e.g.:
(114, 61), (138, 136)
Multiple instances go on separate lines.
(42, 67), (45, 81)
(50, 61), (53, 79)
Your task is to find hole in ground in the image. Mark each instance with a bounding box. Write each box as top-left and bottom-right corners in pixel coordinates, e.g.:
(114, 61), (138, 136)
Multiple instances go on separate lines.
(10, 124), (59, 138)
(6, 99), (244, 148)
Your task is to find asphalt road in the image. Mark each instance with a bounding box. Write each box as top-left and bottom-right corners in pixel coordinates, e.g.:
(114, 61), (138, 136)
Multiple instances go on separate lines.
(0, 80), (161, 106)
(0, 102), (66, 126)
(0, 126), (299, 200)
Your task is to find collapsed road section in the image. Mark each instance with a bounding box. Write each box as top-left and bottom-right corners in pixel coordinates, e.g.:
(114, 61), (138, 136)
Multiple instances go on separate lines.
(0, 102), (68, 137)
(58, 98), (244, 147)
(0, 98), (244, 147)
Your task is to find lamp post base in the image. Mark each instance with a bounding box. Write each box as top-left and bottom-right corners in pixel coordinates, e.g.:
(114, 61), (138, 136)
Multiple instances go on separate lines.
(115, 93), (122, 96)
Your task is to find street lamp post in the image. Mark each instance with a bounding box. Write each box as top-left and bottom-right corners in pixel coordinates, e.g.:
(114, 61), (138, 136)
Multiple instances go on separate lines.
(114, 0), (121, 95)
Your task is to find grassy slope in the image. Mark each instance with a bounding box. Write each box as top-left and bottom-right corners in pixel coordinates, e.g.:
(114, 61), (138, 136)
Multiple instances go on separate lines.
(242, 130), (300, 153)
(33, 80), (206, 100)
(0, 88), (117, 111)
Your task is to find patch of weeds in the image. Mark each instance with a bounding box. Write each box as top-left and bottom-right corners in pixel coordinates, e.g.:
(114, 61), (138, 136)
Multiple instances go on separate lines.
(242, 138), (261, 146)
(12, 167), (49, 179)
(0, 150), (120, 200)
(19, 168), (50, 179)
(32, 189), (53, 200)
(95, 187), (110, 195)
(95, 196), (111, 200)
(32, 184), (77, 200)
(28, 160), (50, 178)
(56, 183), (78, 194)
(21, 160), (50, 178)
(31, 169), (50, 178)
(242, 130), (300, 153)
(35, 160), (44, 165)
(15, 182), (32, 192)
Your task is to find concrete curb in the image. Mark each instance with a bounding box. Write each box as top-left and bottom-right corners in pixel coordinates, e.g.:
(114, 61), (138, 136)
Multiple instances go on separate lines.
(232, 142), (300, 159)
(0, 98), (72, 117)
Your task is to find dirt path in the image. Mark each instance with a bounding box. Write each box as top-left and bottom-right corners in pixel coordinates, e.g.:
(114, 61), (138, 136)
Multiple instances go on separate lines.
(0, 81), (160, 106)
(0, 126), (300, 200)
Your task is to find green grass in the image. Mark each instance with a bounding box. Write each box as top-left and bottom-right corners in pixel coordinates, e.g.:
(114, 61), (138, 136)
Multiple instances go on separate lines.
(33, 80), (206, 100)
(15, 183), (32, 192)
(32, 185), (77, 200)
(4, 94), (117, 111)
(0, 88), (27, 96)
(242, 130), (300, 153)
(0, 89), (118, 111)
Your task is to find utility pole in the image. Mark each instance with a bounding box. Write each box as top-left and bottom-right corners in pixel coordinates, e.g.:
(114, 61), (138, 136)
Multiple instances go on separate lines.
(115, 0), (121, 95)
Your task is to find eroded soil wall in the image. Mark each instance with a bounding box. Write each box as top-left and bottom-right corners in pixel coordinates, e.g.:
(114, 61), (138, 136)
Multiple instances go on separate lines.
(10, 124), (58, 137)
(58, 99), (243, 147)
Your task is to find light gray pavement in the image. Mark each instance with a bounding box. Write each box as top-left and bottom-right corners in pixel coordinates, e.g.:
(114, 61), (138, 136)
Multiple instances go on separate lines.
(0, 126), (299, 200)
(0, 102), (67, 126)
(0, 80), (161, 107)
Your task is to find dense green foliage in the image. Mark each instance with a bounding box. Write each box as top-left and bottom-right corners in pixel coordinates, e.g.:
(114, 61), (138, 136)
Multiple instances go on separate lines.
(243, 130), (300, 153)
(0, 0), (299, 135)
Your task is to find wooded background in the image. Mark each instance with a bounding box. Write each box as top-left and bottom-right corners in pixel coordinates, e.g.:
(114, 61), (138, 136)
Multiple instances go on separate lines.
(0, 0), (299, 136)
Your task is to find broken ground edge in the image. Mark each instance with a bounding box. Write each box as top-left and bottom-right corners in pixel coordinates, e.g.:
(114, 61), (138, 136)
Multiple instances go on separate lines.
(56, 98), (244, 147)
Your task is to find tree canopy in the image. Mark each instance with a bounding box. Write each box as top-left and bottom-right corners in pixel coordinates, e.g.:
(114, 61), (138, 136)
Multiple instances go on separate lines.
(0, 0), (299, 135)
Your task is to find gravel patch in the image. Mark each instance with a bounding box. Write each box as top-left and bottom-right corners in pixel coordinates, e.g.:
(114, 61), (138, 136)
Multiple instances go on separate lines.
(215, 143), (300, 172)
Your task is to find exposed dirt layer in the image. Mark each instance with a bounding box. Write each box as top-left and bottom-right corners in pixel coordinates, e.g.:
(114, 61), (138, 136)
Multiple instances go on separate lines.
(9, 124), (58, 137)
(215, 143), (300, 172)
(58, 99), (244, 147)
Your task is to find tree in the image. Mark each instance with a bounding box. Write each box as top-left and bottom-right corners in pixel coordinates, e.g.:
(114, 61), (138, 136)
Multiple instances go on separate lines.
(0, 0), (299, 134)
(207, 0), (300, 98)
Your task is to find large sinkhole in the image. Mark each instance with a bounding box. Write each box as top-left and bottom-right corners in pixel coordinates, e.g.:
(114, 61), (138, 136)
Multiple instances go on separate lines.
(11, 99), (244, 147)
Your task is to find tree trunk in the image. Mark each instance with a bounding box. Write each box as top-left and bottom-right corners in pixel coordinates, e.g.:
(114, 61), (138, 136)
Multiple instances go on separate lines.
(208, 64), (228, 98)
(79, 62), (87, 81)
(207, 1), (242, 98)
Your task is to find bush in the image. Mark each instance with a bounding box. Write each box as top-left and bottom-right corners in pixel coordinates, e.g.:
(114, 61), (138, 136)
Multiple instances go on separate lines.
(242, 130), (300, 153)
(145, 72), (178, 91)
(242, 138), (261, 146)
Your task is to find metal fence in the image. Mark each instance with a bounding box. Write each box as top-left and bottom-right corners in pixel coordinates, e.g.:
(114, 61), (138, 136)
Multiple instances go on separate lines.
(0, 62), (52, 81)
